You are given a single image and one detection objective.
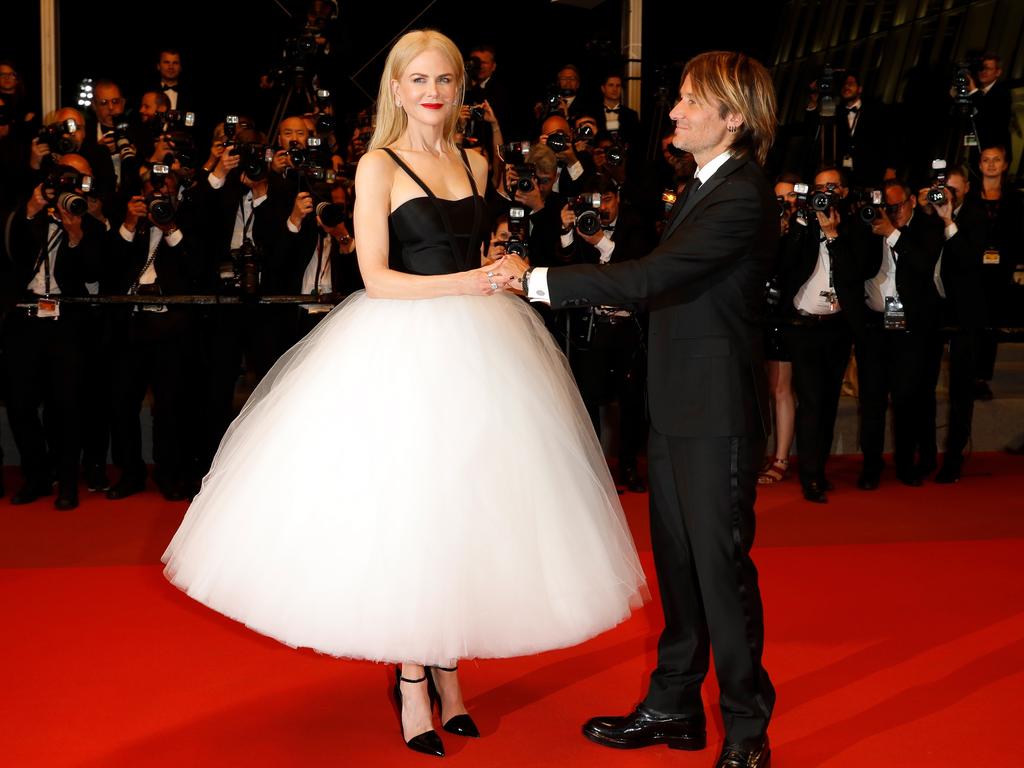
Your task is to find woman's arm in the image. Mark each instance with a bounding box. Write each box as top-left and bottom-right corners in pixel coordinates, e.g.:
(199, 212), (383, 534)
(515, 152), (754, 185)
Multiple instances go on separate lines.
(353, 150), (502, 299)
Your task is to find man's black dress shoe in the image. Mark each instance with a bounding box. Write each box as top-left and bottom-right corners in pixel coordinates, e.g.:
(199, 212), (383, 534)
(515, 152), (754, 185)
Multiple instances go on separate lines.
(934, 462), (961, 484)
(106, 477), (146, 500)
(582, 704), (706, 750)
(54, 485), (79, 511)
(11, 481), (53, 505)
(622, 466), (647, 494)
(715, 736), (770, 767)
(801, 480), (827, 504)
(857, 468), (881, 491)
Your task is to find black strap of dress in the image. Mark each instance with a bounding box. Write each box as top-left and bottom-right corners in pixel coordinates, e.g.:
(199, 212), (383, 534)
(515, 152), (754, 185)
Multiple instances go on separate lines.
(381, 147), (482, 269)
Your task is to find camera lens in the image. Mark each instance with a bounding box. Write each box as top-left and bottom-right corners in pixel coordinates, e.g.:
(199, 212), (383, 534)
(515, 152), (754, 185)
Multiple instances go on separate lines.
(57, 191), (87, 216)
(576, 210), (601, 236)
(546, 132), (569, 153)
(315, 201), (345, 227)
(148, 196), (175, 225)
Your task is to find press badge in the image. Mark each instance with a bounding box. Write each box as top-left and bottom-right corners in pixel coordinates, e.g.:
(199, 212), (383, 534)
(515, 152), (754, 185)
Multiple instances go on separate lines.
(983, 249), (1001, 265)
(819, 289), (839, 313)
(883, 296), (906, 330)
(37, 298), (59, 319)
(841, 154), (854, 169)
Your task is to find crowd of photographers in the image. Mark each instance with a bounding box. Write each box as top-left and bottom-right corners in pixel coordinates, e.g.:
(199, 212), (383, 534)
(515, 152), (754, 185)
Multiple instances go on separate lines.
(0, 35), (1020, 509)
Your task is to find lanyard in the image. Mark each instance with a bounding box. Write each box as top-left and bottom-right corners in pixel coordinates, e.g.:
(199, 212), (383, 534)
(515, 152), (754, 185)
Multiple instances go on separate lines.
(34, 224), (64, 297)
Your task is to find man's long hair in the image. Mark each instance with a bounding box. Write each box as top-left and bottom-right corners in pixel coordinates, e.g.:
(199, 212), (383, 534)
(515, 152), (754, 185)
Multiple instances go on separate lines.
(682, 51), (777, 166)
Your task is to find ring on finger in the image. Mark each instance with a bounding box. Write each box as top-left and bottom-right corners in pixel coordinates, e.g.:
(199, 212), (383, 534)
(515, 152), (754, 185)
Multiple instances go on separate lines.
(489, 281), (498, 291)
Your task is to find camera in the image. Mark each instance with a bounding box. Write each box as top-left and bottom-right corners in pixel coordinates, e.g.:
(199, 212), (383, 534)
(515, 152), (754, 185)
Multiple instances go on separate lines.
(468, 104), (485, 122)
(546, 131), (572, 153)
(776, 195), (788, 219)
(315, 200), (346, 228)
(543, 84), (575, 116)
(356, 112), (375, 145)
(226, 239), (261, 298)
(235, 143), (272, 181)
(509, 162), (537, 193)
(288, 136), (325, 168)
(810, 183), (839, 214)
(224, 114), (240, 143)
(37, 119), (79, 154)
(506, 206), (529, 258)
(926, 159), (949, 206)
(159, 110), (196, 133)
(815, 64), (845, 118)
(575, 122), (595, 143)
(315, 89), (335, 134)
(859, 189), (884, 223)
(145, 163), (176, 225)
(952, 63), (973, 106)
(465, 56), (481, 82)
(41, 167), (92, 216)
(498, 140), (531, 163)
(571, 193), (602, 236)
(603, 142), (626, 167)
(110, 122), (135, 160)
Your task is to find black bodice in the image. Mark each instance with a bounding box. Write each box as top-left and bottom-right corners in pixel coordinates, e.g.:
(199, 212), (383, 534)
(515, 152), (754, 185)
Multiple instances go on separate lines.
(384, 149), (484, 276)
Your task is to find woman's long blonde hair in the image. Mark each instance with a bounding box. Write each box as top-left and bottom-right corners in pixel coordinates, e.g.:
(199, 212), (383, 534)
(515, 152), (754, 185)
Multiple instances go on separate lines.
(368, 29), (466, 153)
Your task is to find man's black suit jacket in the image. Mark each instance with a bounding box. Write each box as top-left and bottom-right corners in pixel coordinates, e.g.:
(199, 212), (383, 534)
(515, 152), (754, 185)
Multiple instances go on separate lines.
(597, 105), (641, 149)
(938, 199), (988, 330)
(971, 81), (1012, 153)
(546, 154), (776, 438)
(6, 205), (103, 298)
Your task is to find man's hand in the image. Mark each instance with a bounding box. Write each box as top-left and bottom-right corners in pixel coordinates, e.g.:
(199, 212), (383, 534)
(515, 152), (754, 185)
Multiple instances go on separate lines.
(271, 149), (289, 174)
(870, 207), (896, 238)
(123, 195), (147, 232)
(58, 208), (84, 244)
(322, 219), (355, 252)
(815, 208), (840, 239)
(560, 204), (576, 233)
(932, 195), (954, 225)
(495, 252), (529, 288)
(99, 131), (117, 155)
(579, 226), (606, 247)
(214, 146), (240, 179)
(30, 138), (50, 170)
(290, 192), (314, 228)
(26, 184), (48, 219)
(86, 195), (106, 224)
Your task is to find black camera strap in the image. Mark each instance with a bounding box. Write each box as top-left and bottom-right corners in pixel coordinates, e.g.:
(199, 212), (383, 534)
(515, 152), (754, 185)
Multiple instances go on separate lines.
(33, 223), (64, 297)
(129, 230), (161, 295)
(238, 193), (256, 243)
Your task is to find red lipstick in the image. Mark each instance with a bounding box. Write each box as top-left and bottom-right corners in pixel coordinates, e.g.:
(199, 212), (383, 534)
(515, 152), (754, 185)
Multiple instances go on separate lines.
(422, 103), (443, 110)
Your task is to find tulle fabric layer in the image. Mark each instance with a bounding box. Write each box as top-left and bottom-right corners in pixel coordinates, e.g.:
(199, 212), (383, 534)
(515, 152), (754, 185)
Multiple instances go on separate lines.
(162, 291), (646, 665)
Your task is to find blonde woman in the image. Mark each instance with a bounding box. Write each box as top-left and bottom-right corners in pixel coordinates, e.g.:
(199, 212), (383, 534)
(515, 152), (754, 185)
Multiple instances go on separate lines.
(162, 29), (645, 758)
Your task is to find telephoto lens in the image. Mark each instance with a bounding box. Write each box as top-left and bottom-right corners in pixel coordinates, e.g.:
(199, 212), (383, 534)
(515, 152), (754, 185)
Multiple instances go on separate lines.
(57, 191), (87, 216)
(546, 131), (571, 153)
(147, 195), (175, 226)
(572, 193), (602, 236)
(316, 201), (345, 228)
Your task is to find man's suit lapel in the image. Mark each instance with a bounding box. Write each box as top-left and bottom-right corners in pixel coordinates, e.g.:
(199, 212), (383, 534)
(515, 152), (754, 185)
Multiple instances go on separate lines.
(661, 155), (747, 243)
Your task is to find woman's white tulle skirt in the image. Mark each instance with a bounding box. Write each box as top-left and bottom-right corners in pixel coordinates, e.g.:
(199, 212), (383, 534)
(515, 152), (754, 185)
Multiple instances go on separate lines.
(162, 290), (646, 665)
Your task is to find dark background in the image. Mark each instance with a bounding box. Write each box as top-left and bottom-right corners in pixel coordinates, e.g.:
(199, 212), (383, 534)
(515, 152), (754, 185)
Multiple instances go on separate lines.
(2, 0), (783, 144)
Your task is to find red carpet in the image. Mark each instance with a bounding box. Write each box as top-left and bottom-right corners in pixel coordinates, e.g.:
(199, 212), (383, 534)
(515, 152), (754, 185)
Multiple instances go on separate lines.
(2, 454), (1023, 767)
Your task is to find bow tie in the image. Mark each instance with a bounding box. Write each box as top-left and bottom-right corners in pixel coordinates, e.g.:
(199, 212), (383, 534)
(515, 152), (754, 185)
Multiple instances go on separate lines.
(161, 83), (177, 92)
(602, 224), (615, 232)
(846, 105), (859, 113)
(604, 106), (620, 114)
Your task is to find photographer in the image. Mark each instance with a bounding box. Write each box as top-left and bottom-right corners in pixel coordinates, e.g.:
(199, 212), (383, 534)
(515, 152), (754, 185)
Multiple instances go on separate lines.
(966, 54), (1012, 162)
(499, 142), (564, 268)
(539, 113), (594, 197)
(559, 173), (652, 492)
(280, 180), (359, 338)
(855, 179), (945, 489)
(597, 74), (640, 150)
(916, 167), (987, 483)
(105, 164), (201, 502)
(31, 108), (116, 214)
(464, 44), (515, 138)
(777, 167), (864, 502)
(3, 154), (103, 509)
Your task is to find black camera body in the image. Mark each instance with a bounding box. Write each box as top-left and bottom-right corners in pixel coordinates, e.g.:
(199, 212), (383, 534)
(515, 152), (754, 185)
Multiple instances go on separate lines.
(41, 168), (92, 216)
(233, 142), (271, 181)
(506, 206), (529, 258)
(510, 162), (536, 193)
(859, 189), (884, 223)
(38, 119), (79, 154)
(465, 56), (481, 83)
(952, 63), (973, 106)
(315, 89), (335, 134)
(145, 164), (176, 225)
(225, 239), (262, 298)
(603, 143), (626, 167)
(571, 193), (603, 236)
(111, 122), (135, 160)
(927, 159), (950, 206)
(546, 131), (572, 153)
(810, 184), (839, 214)
(315, 200), (345, 228)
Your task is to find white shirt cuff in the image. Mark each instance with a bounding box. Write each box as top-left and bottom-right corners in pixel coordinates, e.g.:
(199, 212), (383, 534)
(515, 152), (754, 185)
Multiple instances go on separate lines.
(119, 224), (135, 242)
(207, 172), (226, 189)
(287, 218), (301, 234)
(567, 161), (584, 181)
(944, 222), (958, 240)
(595, 236), (615, 262)
(528, 267), (551, 304)
(886, 229), (901, 248)
(164, 229), (184, 247)
(560, 230), (574, 248)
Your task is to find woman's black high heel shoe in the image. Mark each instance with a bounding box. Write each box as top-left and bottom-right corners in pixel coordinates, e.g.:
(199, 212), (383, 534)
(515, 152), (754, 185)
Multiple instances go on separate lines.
(393, 667), (445, 757)
(427, 665), (480, 738)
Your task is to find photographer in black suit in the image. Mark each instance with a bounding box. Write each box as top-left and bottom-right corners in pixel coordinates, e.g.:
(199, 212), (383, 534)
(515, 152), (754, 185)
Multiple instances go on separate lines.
(3, 154), (103, 509)
(918, 169), (987, 483)
(968, 53), (1012, 162)
(778, 167), (864, 502)
(105, 166), (202, 502)
(855, 179), (945, 489)
(559, 174), (653, 492)
(499, 51), (778, 768)
(597, 74), (640, 151)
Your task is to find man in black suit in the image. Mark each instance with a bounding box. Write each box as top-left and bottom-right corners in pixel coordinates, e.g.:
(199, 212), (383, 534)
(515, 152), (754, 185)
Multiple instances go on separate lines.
(969, 53), (1012, 162)
(597, 74), (640, 151)
(778, 167), (865, 502)
(499, 50), (777, 768)
(918, 169), (987, 483)
(855, 179), (945, 489)
(559, 174), (653, 492)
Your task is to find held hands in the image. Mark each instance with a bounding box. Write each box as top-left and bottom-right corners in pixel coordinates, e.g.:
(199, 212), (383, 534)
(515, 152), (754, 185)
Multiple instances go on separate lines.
(464, 256), (514, 296)
(493, 252), (529, 294)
